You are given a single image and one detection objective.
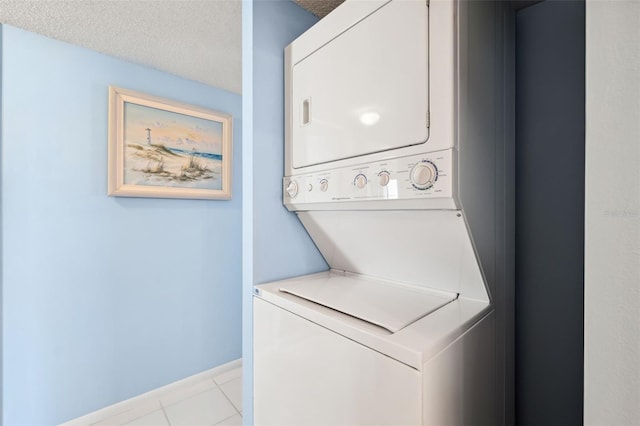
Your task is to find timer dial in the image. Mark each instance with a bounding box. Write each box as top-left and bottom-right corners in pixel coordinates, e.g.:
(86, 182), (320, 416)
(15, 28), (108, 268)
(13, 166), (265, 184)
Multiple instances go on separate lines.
(410, 161), (438, 190)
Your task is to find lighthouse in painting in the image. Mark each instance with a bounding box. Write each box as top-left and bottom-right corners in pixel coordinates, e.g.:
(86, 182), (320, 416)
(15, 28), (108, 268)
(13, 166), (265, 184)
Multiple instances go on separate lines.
(145, 128), (151, 145)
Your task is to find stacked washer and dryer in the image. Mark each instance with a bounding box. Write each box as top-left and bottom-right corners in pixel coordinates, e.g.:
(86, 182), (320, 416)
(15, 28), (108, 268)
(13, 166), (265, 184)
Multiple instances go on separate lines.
(254, 0), (509, 424)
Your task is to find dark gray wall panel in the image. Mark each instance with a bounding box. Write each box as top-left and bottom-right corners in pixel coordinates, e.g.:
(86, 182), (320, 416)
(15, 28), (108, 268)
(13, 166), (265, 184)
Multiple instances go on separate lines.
(515, 1), (585, 425)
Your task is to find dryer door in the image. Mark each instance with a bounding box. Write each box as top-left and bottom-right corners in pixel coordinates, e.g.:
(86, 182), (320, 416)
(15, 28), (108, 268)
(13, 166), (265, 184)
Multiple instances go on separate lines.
(291, 0), (429, 169)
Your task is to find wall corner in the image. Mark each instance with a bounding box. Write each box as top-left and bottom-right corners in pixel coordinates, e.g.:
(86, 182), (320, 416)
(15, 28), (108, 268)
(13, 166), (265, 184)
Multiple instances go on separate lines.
(0, 22), (4, 426)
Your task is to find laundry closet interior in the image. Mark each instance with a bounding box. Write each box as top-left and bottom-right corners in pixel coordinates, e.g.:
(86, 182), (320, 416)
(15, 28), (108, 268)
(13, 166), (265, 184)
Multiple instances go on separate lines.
(247, 1), (585, 425)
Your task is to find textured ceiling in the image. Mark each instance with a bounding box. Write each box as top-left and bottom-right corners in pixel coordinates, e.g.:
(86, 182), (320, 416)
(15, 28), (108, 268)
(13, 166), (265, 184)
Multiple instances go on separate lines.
(0, 0), (344, 94)
(294, 0), (345, 18)
(0, 0), (242, 94)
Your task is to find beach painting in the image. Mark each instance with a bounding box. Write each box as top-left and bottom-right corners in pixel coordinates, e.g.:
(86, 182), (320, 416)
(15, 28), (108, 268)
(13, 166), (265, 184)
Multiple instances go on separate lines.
(108, 87), (232, 200)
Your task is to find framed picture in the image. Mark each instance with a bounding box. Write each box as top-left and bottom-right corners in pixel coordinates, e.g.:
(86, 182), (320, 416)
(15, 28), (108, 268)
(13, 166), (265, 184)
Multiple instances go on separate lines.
(108, 86), (232, 200)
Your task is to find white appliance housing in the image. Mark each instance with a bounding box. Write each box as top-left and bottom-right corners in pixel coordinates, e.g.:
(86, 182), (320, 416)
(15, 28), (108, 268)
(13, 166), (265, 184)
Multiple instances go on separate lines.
(254, 0), (507, 424)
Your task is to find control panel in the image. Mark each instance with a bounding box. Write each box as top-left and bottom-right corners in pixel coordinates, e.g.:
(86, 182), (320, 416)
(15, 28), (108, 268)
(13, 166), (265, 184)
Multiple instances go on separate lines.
(283, 150), (454, 208)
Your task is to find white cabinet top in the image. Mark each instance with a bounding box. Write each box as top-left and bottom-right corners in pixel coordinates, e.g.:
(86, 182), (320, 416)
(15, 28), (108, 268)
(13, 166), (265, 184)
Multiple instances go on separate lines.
(280, 274), (457, 333)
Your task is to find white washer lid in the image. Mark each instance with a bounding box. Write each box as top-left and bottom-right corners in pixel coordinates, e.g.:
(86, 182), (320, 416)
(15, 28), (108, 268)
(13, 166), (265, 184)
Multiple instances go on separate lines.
(279, 275), (457, 333)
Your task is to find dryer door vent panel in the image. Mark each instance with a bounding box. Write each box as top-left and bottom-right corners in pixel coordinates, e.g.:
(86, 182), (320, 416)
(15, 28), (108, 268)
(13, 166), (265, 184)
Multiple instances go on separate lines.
(291, 0), (429, 169)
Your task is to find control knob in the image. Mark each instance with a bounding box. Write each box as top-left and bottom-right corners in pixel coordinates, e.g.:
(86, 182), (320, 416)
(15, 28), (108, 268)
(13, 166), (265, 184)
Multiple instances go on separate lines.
(354, 173), (367, 189)
(285, 180), (299, 198)
(410, 161), (438, 190)
(319, 179), (329, 192)
(378, 171), (390, 187)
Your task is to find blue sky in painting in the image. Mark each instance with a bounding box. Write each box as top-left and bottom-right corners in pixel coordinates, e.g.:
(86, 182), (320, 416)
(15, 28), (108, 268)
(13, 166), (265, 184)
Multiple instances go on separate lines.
(124, 102), (223, 155)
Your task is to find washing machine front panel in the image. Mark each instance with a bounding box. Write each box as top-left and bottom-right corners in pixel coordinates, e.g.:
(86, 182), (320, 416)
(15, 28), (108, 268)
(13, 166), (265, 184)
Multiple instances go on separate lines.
(254, 297), (422, 426)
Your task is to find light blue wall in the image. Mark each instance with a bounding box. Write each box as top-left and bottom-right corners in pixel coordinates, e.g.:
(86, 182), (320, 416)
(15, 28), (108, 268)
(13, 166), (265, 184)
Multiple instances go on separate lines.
(1, 25), (242, 426)
(242, 1), (326, 424)
(252, 0), (325, 284)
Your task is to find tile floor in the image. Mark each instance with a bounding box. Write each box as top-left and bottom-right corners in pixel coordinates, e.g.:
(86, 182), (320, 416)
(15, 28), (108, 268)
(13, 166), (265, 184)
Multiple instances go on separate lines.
(91, 367), (242, 426)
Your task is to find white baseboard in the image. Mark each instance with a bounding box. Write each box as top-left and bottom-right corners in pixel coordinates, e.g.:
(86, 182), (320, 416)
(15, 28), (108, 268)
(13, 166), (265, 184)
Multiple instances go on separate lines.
(59, 358), (242, 426)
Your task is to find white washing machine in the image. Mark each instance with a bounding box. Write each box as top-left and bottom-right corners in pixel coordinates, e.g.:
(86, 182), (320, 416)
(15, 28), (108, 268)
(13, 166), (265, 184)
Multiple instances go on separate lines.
(254, 1), (501, 424)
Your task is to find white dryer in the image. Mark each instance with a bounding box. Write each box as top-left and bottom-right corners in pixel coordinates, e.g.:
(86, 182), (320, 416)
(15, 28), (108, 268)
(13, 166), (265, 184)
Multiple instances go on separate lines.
(254, 0), (502, 424)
